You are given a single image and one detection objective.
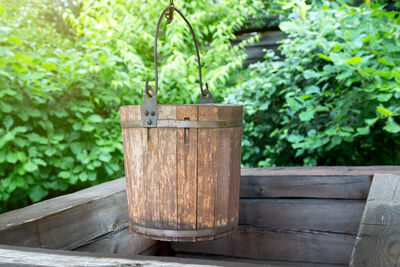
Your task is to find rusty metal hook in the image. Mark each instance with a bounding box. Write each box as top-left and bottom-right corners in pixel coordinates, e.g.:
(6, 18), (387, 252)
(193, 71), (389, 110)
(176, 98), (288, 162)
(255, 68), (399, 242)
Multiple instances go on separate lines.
(144, 2), (214, 103)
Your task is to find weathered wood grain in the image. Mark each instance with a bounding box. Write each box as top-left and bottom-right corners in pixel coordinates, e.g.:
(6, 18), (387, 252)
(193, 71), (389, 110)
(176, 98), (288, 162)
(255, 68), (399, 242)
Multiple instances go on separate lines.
(176, 106), (198, 233)
(239, 166), (400, 199)
(0, 178), (129, 250)
(240, 175), (371, 199)
(121, 106), (143, 226)
(175, 253), (347, 267)
(350, 174), (400, 266)
(75, 225), (156, 257)
(197, 105), (218, 231)
(239, 199), (365, 234)
(158, 105), (177, 229)
(242, 166), (400, 177)
(0, 245), (266, 267)
(172, 225), (356, 264)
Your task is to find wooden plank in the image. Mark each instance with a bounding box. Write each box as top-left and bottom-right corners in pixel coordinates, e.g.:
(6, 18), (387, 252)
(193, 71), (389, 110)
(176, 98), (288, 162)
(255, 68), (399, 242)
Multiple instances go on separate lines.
(215, 106), (234, 228)
(0, 178), (157, 254)
(172, 225), (356, 264)
(197, 106), (218, 232)
(239, 199), (365, 234)
(121, 106), (143, 226)
(240, 175), (371, 199)
(158, 105), (177, 229)
(0, 178), (128, 249)
(176, 105), (198, 233)
(242, 166), (400, 177)
(175, 253), (346, 267)
(350, 174), (400, 266)
(75, 226), (157, 257)
(142, 122), (160, 228)
(0, 244), (267, 267)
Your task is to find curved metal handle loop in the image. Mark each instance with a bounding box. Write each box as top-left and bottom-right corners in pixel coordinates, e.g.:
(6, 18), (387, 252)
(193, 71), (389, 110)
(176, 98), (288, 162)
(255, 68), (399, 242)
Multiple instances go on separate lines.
(145, 4), (213, 102)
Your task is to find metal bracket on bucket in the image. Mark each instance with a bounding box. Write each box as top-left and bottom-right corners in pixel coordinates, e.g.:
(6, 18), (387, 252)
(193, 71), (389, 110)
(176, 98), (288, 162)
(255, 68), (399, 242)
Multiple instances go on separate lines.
(142, 79), (158, 127)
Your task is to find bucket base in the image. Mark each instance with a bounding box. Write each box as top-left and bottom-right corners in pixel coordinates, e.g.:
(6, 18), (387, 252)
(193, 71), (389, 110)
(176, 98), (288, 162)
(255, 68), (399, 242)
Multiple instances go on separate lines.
(129, 220), (237, 242)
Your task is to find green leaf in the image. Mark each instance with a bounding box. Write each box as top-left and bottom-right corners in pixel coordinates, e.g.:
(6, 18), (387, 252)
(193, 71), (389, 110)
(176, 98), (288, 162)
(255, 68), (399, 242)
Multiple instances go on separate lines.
(0, 132), (15, 149)
(45, 147), (57, 157)
(392, 69), (400, 78)
(79, 172), (88, 182)
(28, 185), (48, 202)
(99, 153), (111, 162)
(11, 62), (27, 73)
(87, 114), (103, 123)
(365, 118), (379, 126)
(82, 124), (95, 132)
(1, 102), (12, 113)
(377, 106), (393, 116)
(6, 152), (18, 164)
(16, 151), (27, 162)
(357, 127), (370, 135)
(299, 110), (315, 122)
(7, 36), (23, 45)
(33, 158), (47, 166)
(346, 57), (363, 64)
(3, 116), (13, 129)
(0, 150), (6, 163)
(332, 136), (342, 145)
(286, 98), (302, 111)
(24, 161), (38, 173)
(318, 53), (331, 62)
(377, 57), (394, 66)
(15, 177), (26, 188)
(40, 62), (57, 71)
(383, 118), (400, 133)
(59, 171), (71, 179)
(303, 70), (320, 79)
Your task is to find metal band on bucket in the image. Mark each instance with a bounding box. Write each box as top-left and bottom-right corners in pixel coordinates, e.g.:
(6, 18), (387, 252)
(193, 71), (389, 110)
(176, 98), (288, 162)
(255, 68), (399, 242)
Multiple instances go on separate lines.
(121, 120), (242, 129)
(129, 219), (238, 241)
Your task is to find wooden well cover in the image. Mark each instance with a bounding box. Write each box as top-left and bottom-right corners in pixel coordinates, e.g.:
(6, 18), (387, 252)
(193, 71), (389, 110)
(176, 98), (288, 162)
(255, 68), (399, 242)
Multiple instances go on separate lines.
(120, 104), (243, 242)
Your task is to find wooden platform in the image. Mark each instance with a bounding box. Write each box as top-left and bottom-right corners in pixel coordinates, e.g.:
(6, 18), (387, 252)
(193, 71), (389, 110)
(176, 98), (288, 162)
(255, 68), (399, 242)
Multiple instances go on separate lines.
(1, 166), (400, 266)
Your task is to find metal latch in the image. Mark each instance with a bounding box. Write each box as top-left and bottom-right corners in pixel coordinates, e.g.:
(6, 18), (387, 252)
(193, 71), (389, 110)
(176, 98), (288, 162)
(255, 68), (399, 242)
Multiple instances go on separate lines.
(141, 90), (158, 127)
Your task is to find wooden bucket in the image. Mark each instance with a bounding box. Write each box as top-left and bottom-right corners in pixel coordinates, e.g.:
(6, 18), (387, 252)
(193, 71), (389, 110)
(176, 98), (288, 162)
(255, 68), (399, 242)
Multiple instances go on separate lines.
(119, 2), (243, 242)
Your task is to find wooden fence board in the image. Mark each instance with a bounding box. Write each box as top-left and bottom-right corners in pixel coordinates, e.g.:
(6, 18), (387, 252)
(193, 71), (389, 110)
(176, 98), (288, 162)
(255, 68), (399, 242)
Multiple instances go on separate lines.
(172, 225), (356, 264)
(350, 174), (400, 266)
(239, 199), (365, 234)
(0, 244), (267, 267)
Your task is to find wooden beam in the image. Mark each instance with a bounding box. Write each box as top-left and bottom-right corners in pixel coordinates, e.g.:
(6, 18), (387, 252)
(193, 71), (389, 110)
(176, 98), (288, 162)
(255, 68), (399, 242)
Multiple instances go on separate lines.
(240, 166), (400, 199)
(0, 244), (266, 267)
(175, 253), (347, 267)
(350, 174), (400, 266)
(240, 175), (371, 199)
(0, 178), (157, 254)
(172, 225), (356, 264)
(239, 199), (365, 234)
(74, 225), (157, 257)
(241, 166), (400, 177)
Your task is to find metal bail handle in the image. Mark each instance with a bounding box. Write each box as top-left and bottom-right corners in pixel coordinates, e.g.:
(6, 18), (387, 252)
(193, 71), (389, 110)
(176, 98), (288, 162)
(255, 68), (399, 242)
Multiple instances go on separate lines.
(142, 1), (214, 127)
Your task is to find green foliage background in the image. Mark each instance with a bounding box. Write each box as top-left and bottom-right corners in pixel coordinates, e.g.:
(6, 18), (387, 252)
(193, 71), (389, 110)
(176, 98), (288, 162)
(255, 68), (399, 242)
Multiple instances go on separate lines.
(0, 0), (259, 212)
(1, 0), (399, 212)
(228, 0), (400, 166)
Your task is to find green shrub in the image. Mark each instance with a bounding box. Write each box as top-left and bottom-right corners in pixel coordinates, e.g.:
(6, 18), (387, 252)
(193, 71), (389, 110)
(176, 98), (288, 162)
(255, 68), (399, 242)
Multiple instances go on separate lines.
(0, 0), (257, 212)
(228, 1), (400, 167)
